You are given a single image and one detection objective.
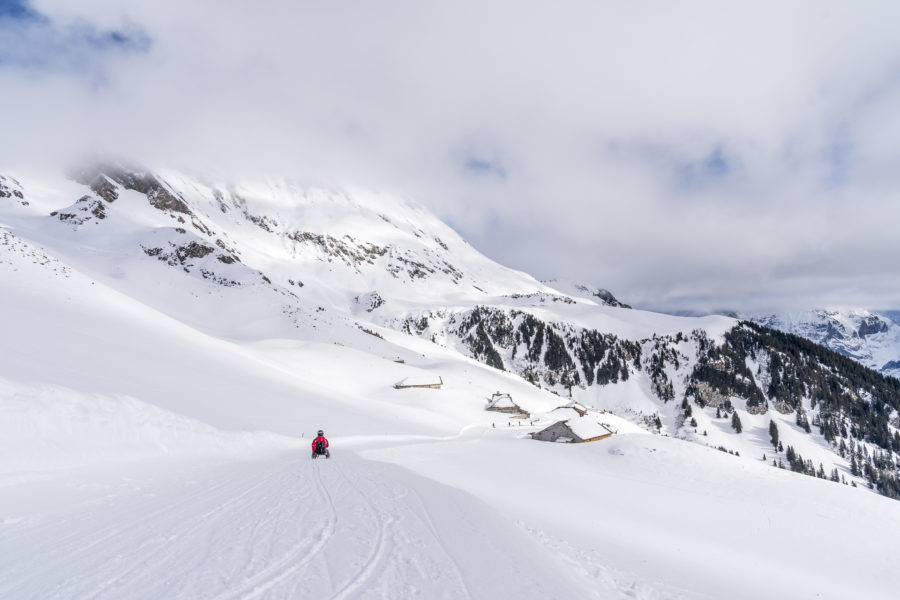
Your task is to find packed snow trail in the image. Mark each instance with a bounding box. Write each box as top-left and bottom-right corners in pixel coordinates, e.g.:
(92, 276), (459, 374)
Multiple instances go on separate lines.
(0, 451), (585, 599)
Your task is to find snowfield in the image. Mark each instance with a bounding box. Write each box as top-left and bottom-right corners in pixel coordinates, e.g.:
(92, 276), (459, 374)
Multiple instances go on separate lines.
(1, 450), (586, 600)
(4, 400), (899, 599)
(0, 378), (295, 476)
(2, 167), (900, 599)
(367, 429), (900, 600)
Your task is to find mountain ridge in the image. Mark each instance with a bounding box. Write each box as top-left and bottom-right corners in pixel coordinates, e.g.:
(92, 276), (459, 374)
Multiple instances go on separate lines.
(668, 306), (900, 378)
(3, 164), (900, 502)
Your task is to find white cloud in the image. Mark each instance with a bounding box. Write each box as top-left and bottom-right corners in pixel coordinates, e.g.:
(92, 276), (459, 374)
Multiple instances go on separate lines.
(3, 0), (900, 310)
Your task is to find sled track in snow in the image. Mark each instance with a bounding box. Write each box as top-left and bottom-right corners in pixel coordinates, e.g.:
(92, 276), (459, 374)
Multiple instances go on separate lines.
(2, 463), (259, 555)
(1, 451), (588, 599)
(229, 458), (339, 600)
(404, 486), (473, 599)
(90, 465), (295, 600)
(328, 461), (393, 600)
(1, 461), (296, 600)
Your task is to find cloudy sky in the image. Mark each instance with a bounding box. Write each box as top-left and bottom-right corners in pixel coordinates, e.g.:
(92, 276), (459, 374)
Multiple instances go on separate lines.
(2, 0), (900, 312)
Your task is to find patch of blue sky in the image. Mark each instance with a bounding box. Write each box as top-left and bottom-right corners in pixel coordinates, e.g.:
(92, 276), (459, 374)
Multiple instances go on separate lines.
(0, 0), (42, 21)
(0, 1), (150, 72)
(822, 124), (852, 188)
(672, 145), (733, 190)
(601, 138), (732, 190)
(463, 157), (507, 180)
(702, 147), (729, 176)
(83, 26), (151, 52)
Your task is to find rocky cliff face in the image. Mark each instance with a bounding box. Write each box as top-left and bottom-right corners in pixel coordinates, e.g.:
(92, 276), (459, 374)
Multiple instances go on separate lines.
(0, 174), (28, 207)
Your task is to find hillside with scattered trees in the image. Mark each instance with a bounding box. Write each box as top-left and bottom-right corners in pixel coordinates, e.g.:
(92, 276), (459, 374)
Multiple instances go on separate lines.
(401, 309), (900, 499)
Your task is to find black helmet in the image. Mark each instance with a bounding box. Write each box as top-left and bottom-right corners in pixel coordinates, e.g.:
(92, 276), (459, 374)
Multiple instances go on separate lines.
(317, 430), (324, 436)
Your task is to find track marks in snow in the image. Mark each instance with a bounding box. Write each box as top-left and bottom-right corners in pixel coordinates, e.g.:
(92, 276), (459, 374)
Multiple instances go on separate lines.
(90, 464), (291, 598)
(328, 462), (395, 600)
(1, 458), (314, 600)
(230, 459), (339, 600)
(1, 452), (587, 599)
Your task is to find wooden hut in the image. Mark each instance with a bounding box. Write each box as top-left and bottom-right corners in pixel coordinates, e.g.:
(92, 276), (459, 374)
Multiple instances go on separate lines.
(485, 392), (530, 418)
(531, 415), (615, 443)
(567, 402), (591, 417)
(393, 376), (443, 390)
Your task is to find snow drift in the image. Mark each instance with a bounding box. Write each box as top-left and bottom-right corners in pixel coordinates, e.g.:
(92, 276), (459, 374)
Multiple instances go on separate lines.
(0, 378), (296, 476)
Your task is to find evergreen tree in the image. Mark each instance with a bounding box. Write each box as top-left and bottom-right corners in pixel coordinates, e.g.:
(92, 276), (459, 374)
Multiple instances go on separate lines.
(731, 412), (743, 433)
(769, 420), (779, 449)
(796, 411), (811, 434)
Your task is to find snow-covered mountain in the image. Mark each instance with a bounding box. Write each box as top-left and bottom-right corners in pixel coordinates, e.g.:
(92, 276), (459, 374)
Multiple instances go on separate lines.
(539, 278), (632, 308)
(739, 309), (900, 378)
(3, 164), (900, 599)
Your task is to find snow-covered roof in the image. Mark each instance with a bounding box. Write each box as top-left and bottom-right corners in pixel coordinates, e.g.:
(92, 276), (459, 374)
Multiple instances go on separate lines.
(548, 407), (581, 421)
(566, 416), (615, 441)
(393, 376), (443, 389)
(487, 392), (516, 409)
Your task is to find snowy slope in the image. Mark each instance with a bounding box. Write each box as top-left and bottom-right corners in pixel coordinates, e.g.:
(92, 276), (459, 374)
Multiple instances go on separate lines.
(367, 429), (900, 600)
(1, 449), (587, 600)
(0, 378), (293, 475)
(2, 165), (899, 599)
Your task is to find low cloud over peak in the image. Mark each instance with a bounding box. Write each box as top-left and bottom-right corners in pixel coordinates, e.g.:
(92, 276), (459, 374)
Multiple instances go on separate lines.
(3, 1), (900, 312)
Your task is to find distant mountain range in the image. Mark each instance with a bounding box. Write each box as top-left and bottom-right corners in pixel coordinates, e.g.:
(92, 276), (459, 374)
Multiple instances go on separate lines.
(668, 306), (900, 379)
(738, 310), (900, 377)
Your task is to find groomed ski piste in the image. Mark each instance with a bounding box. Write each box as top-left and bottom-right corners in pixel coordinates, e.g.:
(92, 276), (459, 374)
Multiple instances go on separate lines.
(2, 170), (900, 599)
(1, 400), (582, 600)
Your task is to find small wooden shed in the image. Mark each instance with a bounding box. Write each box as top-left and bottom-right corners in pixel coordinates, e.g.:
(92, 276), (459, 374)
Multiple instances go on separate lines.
(485, 392), (530, 418)
(565, 402), (591, 417)
(393, 376), (443, 390)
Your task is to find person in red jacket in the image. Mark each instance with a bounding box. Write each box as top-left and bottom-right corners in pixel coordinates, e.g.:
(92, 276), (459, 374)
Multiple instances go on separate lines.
(311, 430), (330, 459)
